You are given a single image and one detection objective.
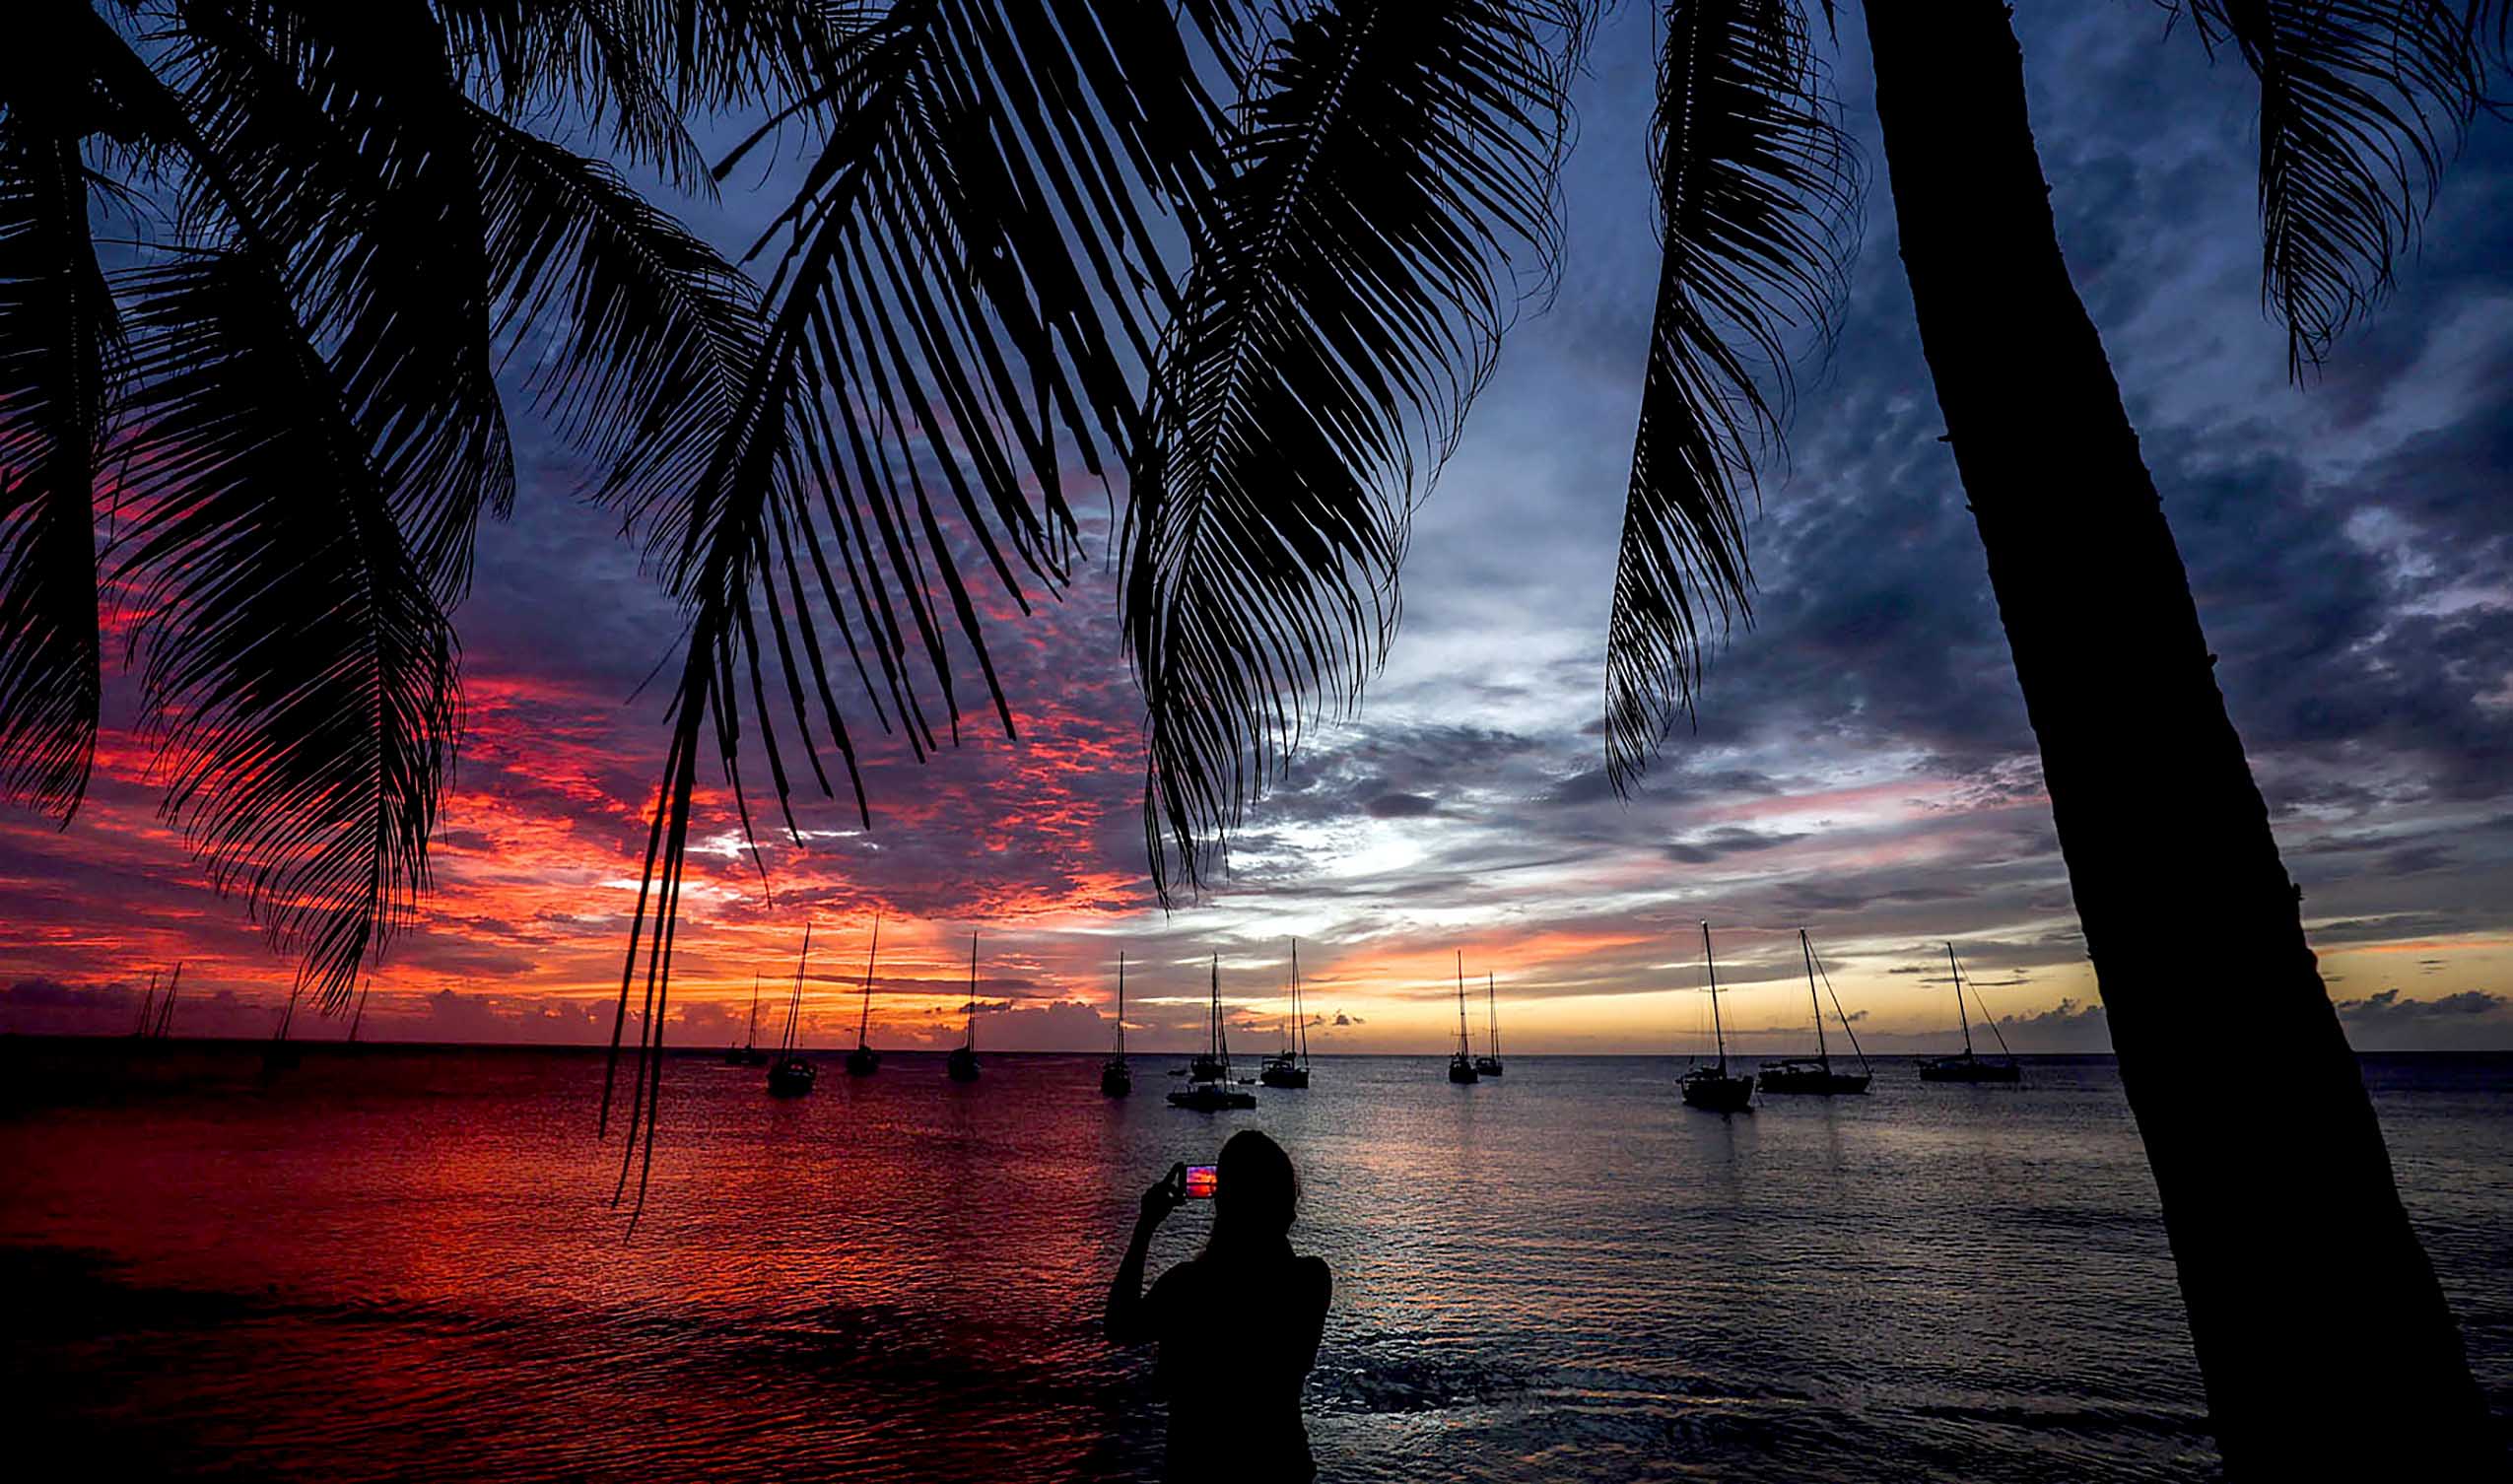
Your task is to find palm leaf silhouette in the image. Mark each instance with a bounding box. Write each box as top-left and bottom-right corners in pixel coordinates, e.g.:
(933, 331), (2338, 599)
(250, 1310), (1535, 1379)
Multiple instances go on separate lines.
(0, 91), (115, 819)
(1605, 0), (1854, 789)
(1123, 0), (1584, 899)
(2174, 1), (2495, 379)
(599, 0), (1243, 1207)
(117, 247), (458, 1012)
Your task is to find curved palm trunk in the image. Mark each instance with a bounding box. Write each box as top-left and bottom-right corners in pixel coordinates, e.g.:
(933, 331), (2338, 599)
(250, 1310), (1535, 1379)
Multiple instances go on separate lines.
(1861, 2), (2492, 1468)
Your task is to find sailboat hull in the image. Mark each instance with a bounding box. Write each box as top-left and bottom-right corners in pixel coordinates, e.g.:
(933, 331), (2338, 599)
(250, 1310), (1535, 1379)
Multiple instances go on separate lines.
(767, 1057), (817, 1097)
(1679, 1069), (1754, 1111)
(946, 1048), (980, 1082)
(1472, 1057), (1504, 1077)
(1758, 1060), (1869, 1094)
(1447, 1057), (1480, 1084)
(1919, 1054), (2019, 1084)
(1258, 1059), (1308, 1088)
(1100, 1061), (1131, 1096)
(845, 1046), (881, 1076)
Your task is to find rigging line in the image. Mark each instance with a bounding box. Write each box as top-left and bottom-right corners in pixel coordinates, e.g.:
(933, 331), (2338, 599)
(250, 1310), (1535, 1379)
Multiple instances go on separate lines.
(1809, 944), (1870, 1072)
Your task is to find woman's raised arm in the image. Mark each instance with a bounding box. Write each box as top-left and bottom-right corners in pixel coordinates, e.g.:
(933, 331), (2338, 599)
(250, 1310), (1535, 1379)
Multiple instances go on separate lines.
(1104, 1164), (1186, 1344)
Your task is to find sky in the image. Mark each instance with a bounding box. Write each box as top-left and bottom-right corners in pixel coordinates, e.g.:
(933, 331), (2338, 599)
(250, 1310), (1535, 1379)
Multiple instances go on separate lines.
(5, 3), (2511, 1053)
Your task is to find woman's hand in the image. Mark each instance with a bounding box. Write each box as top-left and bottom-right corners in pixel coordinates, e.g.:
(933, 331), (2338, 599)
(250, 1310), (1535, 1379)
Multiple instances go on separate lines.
(1139, 1163), (1187, 1226)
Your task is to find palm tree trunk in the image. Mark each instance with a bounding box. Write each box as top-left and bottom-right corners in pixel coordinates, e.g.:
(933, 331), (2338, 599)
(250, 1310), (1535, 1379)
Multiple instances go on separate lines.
(1861, 1), (2493, 1468)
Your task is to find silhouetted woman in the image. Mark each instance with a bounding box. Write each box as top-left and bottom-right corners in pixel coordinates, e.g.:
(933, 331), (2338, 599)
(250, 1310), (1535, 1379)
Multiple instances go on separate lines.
(1105, 1130), (1332, 1481)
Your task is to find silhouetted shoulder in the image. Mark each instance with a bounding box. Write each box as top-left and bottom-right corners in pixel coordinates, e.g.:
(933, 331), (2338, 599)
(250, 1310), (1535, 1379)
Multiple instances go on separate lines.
(1297, 1254), (1330, 1308)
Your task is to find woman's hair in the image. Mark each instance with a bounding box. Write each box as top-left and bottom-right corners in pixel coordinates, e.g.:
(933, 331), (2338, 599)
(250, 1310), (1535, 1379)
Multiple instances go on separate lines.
(1209, 1129), (1299, 1251)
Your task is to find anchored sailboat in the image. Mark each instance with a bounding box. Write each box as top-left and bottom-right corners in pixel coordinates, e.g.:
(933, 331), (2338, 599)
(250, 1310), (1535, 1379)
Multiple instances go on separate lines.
(1101, 953), (1132, 1097)
(1259, 940), (1311, 1088)
(1759, 930), (1872, 1094)
(1448, 952), (1480, 1083)
(262, 981), (303, 1075)
(767, 925), (818, 1097)
(1473, 972), (1505, 1078)
(1918, 942), (2020, 1084)
(1678, 922), (1753, 1112)
(133, 963), (182, 1042)
(725, 974), (768, 1065)
(847, 914), (883, 1076)
(1169, 957), (1256, 1110)
(947, 930), (981, 1083)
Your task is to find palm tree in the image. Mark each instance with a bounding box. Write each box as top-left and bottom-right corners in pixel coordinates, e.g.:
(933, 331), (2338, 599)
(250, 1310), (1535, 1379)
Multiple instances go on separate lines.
(1612, 3), (2500, 1466)
(0, 1), (831, 1007)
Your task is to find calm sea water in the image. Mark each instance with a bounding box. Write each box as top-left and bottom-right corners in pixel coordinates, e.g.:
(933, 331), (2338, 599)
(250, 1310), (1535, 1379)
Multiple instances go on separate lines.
(2, 1044), (2506, 1481)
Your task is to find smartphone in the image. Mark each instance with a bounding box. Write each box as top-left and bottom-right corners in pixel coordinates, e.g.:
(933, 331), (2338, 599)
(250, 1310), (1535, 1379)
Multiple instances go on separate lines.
(1183, 1164), (1219, 1200)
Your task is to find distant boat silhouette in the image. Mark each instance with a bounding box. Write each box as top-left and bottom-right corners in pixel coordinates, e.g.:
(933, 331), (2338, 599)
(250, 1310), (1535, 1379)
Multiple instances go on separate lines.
(1169, 956), (1255, 1110)
(262, 981), (303, 1076)
(847, 913), (883, 1076)
(947, 930), (981, 1083)
(133, 962), (181, 1043)
(1259, 939), (1311, 1089)
(1678, 922), (1753, 1112)
(767, 924), (818, 1098)
(725, 973), (768, 1066)
(1758, 930), (1872, 1094)
(1918, 942), (2020, 1084)
(1473, 971), (1505, 1077)
(1448, 952), (1480, 1083)
(1101, 952), (1132, 1097)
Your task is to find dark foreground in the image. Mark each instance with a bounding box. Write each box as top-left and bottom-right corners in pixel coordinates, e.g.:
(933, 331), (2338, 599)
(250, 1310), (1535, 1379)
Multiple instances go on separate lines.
(2, 1044), (2506, 1481)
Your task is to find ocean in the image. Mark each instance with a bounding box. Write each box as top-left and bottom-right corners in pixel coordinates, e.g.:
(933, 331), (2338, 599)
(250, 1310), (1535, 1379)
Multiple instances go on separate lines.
(3, 1044), (2506, 1481)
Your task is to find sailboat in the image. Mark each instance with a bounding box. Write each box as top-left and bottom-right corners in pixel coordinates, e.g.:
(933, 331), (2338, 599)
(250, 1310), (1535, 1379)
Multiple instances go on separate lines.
(1918, 942), (2020, 1084)
(946, 930), (981, 1082)
(132, 969), (159, 1038)
(1169, 957), (1256, 1110)
(1447, 952), (1480, 1083)
(150, 962), (180, 1040)
(847, 914), (883, 1076)
(1758, 930), (1873, 1094)
(725, 974), (768, 1065)
(1101, 952), (1132, 1097)
(348, 977), (372, 1048)
(1473, 972), (1505, 1077)
(262, 981), (303, 1075)
(1259, 939), (1311, 1088)
(1678, 922), (1754, 1112)
(133, 963), (181, 1042)
(767, 924), (818, 1097)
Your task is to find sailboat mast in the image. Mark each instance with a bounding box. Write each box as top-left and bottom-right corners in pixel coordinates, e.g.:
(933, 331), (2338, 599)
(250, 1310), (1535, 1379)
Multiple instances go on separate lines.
(965, 930), (979, 1051)
(1801, 929), (1827, 1070)
(1294, 942), (1308, 1066)
(1116, 952), (1127, 1056)
(1947, 941), (1973, 1055)
(1456, 952), (1471, 1057)
(857, 913), (881, 1046)
(1209, 955), (1226, 1067)
(350, 978), (370, 1044)
(746, 975), (761, 1049)
(1702, 921), (1728, 1073)
(135, 971), (158, 1037)
(1486, 973), (1499, 1059)
(155, 963), (182, 1039)
(785, 921), (814, 1053)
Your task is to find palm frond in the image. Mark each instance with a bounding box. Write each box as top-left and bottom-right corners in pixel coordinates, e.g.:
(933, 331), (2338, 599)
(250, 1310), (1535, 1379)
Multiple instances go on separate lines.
(466, 100), (764, 517)
(1122, 0), (1585, 899)
(2175, 1), (2493, 378)
(170, 2), (515, 600)
(598, 0), (1243, 1212)
(1604, 0), (1855, 788)
(116, 247), (457, 1013)
(0, 115), (115, 819)
(435, 1), (870, 183)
